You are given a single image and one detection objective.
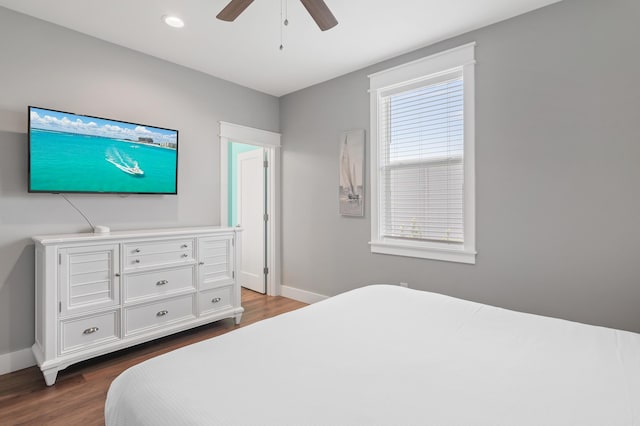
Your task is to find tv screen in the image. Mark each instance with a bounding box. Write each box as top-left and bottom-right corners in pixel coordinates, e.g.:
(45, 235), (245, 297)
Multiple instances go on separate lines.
(28, 106), (178, 194)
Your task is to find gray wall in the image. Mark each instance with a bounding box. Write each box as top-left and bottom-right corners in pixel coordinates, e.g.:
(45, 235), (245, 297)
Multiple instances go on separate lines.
(280, 0), (640, 332)
(0, 7), (279, 356)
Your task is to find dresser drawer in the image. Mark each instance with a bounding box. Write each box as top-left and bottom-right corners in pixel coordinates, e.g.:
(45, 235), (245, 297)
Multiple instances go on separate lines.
(124, 266), (195, 303)
(124, 239), (194, 270)
(124, 295), (195, 336)
(60, 310), (119, 354)
(199, 285), (234, 316)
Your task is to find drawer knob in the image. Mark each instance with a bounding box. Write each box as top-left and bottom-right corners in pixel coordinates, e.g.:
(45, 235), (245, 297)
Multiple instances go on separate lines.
(134, 248), (141, 253)
(134, 259), (141, 264)
(83, 327), (99, 335)
(199, 261), (205, 265)
(156, 310), (169, 317)
(211, 297), (222, 304)
(181, 244), (188, 248)
(181, 253), (189, 258)
(156, 280), (169, 286)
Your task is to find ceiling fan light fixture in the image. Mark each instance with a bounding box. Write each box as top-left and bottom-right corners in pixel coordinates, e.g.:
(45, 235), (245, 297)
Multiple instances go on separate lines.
(162, 15), (185, 28)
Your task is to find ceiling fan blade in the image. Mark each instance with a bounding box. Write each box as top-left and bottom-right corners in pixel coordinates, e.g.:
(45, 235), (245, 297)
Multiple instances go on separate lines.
(216, 0), (255, 22)
(299, 0), (338, 31)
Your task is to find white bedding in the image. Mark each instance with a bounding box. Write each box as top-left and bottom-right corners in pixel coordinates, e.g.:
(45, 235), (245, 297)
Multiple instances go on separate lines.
(105, 285), (640, 425)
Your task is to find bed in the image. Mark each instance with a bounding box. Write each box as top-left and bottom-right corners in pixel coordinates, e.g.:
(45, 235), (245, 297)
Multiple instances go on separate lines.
(105, 285), (640, 425)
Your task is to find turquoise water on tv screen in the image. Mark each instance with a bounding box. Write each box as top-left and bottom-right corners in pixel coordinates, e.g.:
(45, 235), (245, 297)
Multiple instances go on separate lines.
(30, 128), (177, 193)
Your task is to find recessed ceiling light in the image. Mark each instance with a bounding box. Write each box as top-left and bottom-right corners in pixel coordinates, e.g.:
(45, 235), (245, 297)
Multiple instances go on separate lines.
(163, 15), (184, 28)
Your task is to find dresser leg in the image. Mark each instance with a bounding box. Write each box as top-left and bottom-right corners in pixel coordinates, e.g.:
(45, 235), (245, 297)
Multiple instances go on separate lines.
(42, 368), (58, 386)
(234, 313), (243, 325)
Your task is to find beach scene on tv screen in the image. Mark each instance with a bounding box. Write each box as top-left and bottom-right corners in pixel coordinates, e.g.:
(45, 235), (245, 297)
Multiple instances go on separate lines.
(29, 107), (178, 193)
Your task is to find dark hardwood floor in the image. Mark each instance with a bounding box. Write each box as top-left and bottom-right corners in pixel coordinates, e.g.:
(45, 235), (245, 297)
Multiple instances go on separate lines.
(0, 289), (307, 425)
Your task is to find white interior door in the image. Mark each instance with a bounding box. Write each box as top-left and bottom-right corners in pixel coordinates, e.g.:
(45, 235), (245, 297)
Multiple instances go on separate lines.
(237, 148), (266, 293)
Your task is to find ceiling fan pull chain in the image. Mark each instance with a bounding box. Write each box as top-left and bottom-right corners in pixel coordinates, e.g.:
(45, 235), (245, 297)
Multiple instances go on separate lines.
(280, 0), (289, 50)
(280, 0), (284, 50)
(284, 0), (289, 26)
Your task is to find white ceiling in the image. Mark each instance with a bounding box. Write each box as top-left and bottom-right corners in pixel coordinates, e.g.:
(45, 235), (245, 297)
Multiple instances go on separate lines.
(0, 0), (561, 96)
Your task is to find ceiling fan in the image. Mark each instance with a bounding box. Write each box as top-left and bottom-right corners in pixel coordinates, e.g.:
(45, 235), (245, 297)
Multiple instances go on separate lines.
(216, 0), (338, 31)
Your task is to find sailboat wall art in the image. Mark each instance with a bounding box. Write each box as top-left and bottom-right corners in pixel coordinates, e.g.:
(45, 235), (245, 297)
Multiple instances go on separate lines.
(339, 129), (365, 217)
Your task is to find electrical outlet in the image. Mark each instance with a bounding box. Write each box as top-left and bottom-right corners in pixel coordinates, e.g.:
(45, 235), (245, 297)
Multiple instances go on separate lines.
(399, 282), (409, 288)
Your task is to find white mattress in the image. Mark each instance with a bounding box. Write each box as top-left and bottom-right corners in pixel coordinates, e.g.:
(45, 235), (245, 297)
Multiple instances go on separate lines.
(105, 285), (640, 425)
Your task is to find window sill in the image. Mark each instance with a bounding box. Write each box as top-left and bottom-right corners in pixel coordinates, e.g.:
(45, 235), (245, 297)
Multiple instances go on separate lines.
(369, 240), (476, 264)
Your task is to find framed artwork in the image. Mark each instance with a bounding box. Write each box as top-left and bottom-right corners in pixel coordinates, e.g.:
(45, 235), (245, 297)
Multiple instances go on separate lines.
(339, 129), (365, 216)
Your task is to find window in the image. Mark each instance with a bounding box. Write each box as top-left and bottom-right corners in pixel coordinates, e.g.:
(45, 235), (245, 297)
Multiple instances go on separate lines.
(369, 43), (476, 264)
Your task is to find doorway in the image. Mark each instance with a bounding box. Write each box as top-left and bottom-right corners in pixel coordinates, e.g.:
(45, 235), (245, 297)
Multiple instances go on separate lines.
(219, 122), (281, 296)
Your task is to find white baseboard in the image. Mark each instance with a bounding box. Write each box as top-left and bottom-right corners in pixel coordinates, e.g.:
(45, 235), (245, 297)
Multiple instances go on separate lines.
(280, 285), (329, 304)
(0, 347), (36, 375)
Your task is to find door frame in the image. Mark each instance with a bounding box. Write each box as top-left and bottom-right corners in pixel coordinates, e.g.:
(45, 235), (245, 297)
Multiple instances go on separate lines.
(219, 121), (281, 297)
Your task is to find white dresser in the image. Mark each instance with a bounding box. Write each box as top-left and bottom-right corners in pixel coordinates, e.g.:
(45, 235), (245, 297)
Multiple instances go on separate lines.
(32, 226), (243, 386)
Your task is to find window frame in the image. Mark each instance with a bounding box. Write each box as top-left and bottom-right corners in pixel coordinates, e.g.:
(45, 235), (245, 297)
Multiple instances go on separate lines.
(368, 43), (477, 264)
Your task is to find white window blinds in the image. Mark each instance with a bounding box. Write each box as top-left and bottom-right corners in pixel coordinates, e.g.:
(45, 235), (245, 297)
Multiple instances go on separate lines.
(378, 70), (464, 244)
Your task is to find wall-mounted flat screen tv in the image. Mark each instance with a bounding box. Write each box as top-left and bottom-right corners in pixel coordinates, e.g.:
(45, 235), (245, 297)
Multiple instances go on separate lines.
(28, 106), (178, 194)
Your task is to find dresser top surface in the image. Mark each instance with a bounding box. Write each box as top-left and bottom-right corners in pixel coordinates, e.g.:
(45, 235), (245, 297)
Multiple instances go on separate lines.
(33, 226), (241, 245)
